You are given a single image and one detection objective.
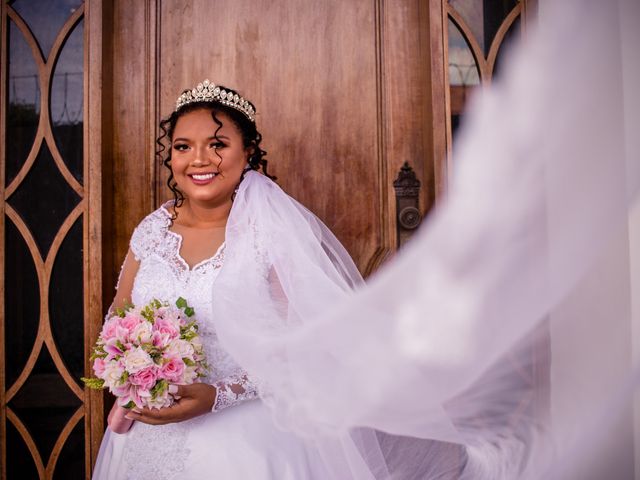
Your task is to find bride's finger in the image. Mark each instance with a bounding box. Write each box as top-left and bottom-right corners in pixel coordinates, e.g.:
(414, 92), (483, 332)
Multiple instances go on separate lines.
(126, 407), (166, 422)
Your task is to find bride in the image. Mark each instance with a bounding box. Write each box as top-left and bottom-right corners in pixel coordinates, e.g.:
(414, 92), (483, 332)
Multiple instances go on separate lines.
(91, 81), (394, 479)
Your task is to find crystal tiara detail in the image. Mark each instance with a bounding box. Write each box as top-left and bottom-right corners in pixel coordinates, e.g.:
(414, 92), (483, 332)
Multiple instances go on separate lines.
(175, 79), (256, 122)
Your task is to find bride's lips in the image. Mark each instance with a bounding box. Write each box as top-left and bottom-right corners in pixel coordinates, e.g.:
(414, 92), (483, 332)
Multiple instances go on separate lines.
(188, 172), (218, 186)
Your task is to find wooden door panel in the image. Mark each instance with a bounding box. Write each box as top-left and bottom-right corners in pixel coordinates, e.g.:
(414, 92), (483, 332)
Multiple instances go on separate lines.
(158, 0), (384, 272)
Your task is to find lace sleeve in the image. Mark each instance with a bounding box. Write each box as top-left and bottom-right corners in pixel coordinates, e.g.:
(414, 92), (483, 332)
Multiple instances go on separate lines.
(129, 210), (166, 262)
(211, 371), (259, 412)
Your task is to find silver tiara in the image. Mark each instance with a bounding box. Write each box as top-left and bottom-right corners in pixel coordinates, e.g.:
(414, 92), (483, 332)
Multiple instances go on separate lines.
(175, 79), (256, 122)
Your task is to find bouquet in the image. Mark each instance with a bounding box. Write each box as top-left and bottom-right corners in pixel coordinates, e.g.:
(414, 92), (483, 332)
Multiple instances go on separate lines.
(82, 297), (208, 409)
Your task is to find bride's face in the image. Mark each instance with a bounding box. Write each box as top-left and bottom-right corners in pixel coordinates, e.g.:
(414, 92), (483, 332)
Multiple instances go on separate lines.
(171, 108), (249, 206)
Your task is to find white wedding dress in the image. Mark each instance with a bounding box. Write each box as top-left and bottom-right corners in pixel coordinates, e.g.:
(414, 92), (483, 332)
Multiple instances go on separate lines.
(92, 202), (335, 480)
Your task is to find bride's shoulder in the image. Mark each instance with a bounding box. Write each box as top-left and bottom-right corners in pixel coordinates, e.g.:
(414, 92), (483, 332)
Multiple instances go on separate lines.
(129, 201), (173, 261)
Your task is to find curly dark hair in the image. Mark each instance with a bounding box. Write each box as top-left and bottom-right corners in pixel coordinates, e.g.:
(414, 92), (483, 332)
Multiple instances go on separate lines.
(156, 86), (275, 220)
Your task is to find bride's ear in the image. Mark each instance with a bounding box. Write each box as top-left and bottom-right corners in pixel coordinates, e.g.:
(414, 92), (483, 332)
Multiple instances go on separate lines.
(245, 142), (256, 160)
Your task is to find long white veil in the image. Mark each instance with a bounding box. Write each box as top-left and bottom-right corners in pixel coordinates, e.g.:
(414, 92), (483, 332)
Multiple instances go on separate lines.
(212, 0), (640, 477)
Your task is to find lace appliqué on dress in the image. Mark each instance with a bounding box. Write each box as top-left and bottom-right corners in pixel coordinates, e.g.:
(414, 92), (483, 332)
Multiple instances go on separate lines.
(130, 205), (225, 281)
(124, 422), (195, 480)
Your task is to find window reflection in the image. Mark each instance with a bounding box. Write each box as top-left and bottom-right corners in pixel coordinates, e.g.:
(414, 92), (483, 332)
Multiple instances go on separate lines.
(52, 20), (84, 183)
(7, 20), (40, 187)
(493, 16), (521, 79)
(12, 0), (84, 59)
(448, 19), (480, 140)
(449, 0), (518, 56)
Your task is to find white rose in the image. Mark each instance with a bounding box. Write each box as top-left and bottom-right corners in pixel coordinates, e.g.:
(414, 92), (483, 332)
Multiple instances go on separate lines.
(182, 366), (198, 384)
(146, 389), (172, 409)
(157, 307), (181, 327)
(166, 339), (194, 358)
(166, 308), (182, 326)
(103, 361), (124, 390)
(191, 335), (203, 350)
(123, 347), (154, 374)
(131, 321), (152, 344)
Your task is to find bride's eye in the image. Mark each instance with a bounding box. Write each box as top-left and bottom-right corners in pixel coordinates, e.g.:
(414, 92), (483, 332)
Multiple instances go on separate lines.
(173, 143), (189, 152)
(210, 141), (226, 149)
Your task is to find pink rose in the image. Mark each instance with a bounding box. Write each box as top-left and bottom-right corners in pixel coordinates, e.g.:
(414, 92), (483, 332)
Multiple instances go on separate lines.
(158, 356), (186, 382)
(100, 317), (120, 341)
(153, 317), (180, 339)
(130, 366), (158, 392)
(119, 313), (144, 334)
(93, 357), (106, 377)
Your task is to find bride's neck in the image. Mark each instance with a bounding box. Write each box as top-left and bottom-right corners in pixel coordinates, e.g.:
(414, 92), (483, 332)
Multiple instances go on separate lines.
(176, 198), (231, 228)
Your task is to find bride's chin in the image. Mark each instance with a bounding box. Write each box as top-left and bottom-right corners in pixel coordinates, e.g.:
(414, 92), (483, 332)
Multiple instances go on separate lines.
(184, 190), (234, 207)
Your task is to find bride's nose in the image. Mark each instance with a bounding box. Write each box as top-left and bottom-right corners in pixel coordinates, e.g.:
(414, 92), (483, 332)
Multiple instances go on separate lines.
(191, 145), (211, 166)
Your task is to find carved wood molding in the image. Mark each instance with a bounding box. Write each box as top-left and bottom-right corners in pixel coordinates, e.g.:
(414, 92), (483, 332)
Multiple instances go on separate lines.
(1, 1), (7, 475)
(85, 0), (109, 472)
(366, 0), (393, 276)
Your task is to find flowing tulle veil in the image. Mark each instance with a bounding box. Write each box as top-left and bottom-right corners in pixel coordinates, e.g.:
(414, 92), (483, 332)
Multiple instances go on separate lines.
(211, 0), (640, 477)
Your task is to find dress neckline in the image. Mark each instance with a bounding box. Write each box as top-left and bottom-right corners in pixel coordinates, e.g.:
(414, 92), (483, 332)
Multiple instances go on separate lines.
(159, 201), (225, 272)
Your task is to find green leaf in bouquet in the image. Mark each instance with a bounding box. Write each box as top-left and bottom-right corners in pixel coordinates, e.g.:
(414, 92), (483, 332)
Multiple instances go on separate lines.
(176, 297), (188, 309)
(151, 379), (168, 398)
(181, 330), (197, 342)
(89, 349), (107, 361)
(119, 371), (129, 385)
(184, 306), (194, 317)
(81, 377), (105, 389)
(183, 357), (195, 367)
(141, 305), (155, 323)
(123, 400), (136, 409)
(150, 298), (164, 309)
(180, 321), (197, 335)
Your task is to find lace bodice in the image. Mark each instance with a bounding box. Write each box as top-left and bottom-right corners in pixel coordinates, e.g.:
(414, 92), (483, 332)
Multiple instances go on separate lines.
(127, 202), (258, 406)
(120, 202), (259, 480)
